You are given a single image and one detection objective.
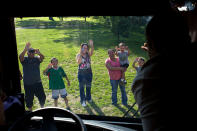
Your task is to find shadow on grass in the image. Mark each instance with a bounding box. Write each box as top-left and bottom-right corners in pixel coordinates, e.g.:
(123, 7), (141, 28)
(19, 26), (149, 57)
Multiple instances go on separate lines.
(51, 25), (147, 58)
(113, 104), (133, 118)
(120, 103), (140, 118)
(52, 27), (116, 50)
(88, 100), (105, 116)
(84, 105), (95, 115)
(84, 100), (105, 116)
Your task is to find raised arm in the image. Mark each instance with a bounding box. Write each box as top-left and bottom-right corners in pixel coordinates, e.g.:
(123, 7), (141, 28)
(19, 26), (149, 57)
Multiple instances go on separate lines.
(88, 40), (94, 56)
(43, 64), (52, 75)
(132, 58), (138, 70)
(115, 46), (119, 56)
(19, 42), (30, 62)
(35, 49), (44, 62)
(125, 46), (130, 56)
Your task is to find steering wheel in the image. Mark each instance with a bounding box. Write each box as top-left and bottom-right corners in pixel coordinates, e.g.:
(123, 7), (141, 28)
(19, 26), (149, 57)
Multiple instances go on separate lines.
(8, 107), (87, 131)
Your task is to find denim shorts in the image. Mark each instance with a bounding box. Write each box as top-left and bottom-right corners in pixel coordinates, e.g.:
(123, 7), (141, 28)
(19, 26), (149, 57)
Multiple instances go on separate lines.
(52, 88), (67, 99)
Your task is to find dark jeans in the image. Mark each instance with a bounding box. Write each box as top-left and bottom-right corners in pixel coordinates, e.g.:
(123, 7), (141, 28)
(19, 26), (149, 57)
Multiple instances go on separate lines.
(78, 71), (93, 103)
(110, 79), (128, 105)
(24, 82), (46, 108)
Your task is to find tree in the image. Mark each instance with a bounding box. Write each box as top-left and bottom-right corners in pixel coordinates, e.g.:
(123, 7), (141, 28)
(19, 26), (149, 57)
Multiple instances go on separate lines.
(110, 16), (131, 42)
(109, 16), (149, 42)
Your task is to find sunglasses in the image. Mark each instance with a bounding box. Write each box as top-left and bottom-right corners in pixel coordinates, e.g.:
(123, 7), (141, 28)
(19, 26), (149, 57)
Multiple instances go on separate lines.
(28, 50), (35, 53)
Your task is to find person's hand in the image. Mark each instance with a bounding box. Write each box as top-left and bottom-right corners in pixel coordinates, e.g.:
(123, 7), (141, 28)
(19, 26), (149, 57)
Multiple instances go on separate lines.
(89, 39), (93, 47)
(141, 42), (156, 58)
(141, 42), (149, 52)
(135, 57), (139, 62)
(25, 42), (31, 51)
(80, 48), (84, 55)
(125, 46), (129, 50)
(48, 64), (52, 69)
(35, 49), (40, 54)
(115, 46), (119, 51)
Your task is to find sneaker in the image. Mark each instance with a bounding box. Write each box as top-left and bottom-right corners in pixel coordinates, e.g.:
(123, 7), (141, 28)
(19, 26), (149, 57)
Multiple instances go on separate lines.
(82, 101), (86, 107)
(124, 80), (127, 84)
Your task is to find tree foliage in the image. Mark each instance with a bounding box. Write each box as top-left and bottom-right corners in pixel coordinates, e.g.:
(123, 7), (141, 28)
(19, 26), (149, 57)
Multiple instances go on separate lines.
(107, 16), (148, 42)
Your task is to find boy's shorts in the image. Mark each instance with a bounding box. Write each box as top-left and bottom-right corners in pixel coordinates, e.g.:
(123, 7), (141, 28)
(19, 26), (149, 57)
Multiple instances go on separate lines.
(120, 63), (129, 68)
(52, 88), (67, 99)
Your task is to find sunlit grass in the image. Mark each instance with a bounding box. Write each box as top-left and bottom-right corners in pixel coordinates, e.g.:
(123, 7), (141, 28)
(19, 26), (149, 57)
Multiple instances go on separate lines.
(15, 17), (147, 117)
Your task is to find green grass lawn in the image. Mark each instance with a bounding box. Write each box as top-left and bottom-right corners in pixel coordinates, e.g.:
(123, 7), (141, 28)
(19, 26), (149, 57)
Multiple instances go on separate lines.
(15, 17), (148, 118)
